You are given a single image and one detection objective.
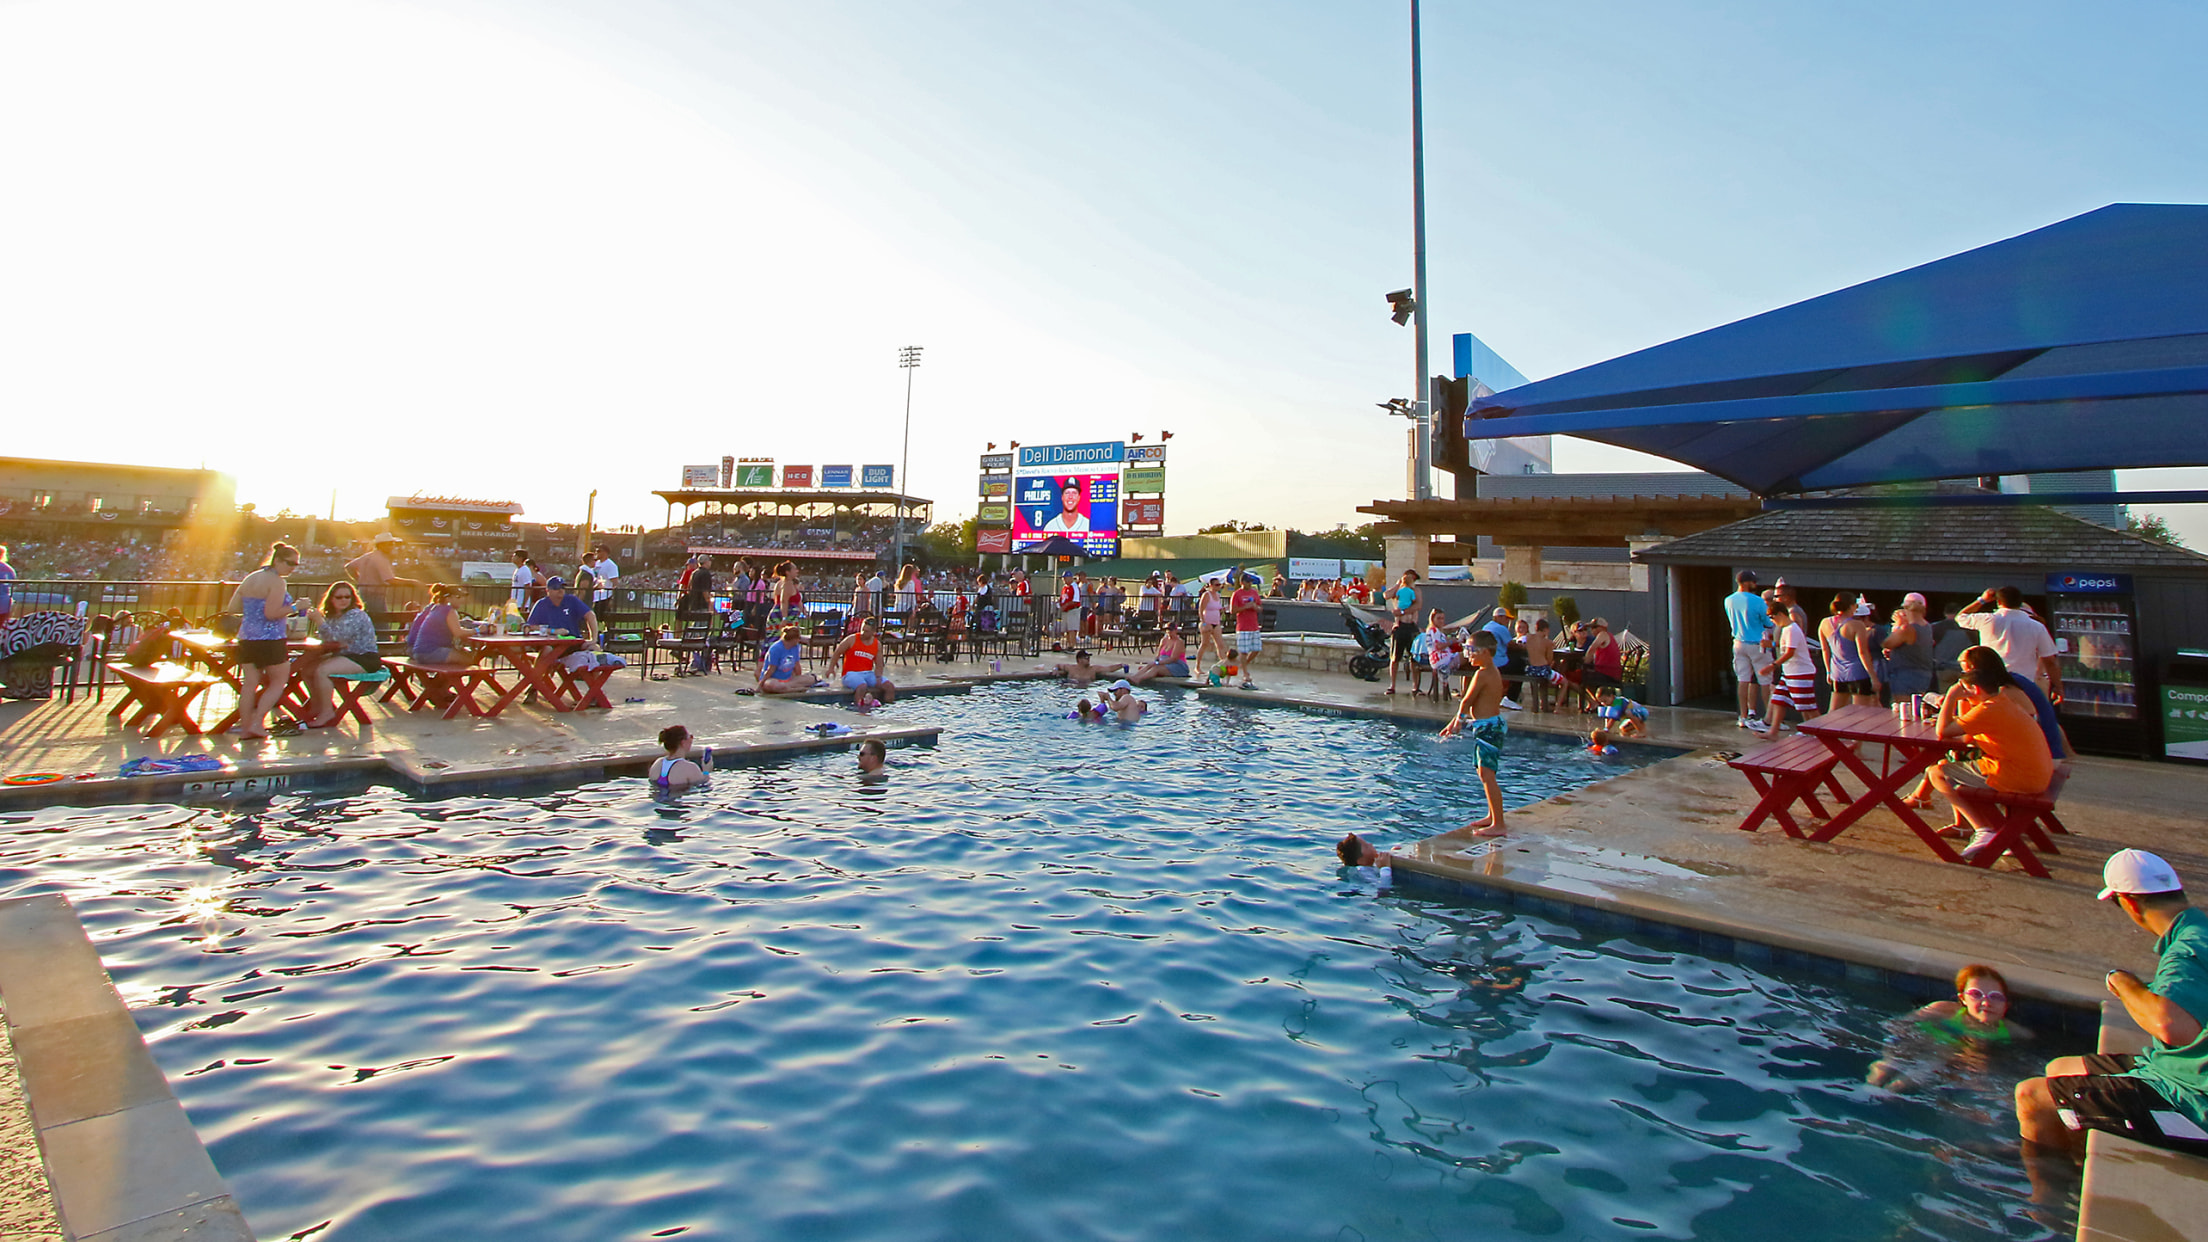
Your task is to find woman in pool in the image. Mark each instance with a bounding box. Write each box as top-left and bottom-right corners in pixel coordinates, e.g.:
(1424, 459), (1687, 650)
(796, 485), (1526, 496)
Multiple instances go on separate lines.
(1128, 624), (1191, 684)
(1867, 963), (2032, 1089)
(650, 725), (711, 789)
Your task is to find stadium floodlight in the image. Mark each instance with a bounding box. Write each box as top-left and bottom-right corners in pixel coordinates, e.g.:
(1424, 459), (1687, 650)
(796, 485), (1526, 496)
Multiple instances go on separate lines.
(1385, 288), (1417, 326)
(893, 345), (923, 567)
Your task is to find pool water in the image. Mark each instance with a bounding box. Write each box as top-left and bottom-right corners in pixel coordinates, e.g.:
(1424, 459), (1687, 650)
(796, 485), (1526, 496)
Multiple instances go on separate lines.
(0, 682), (2065, 1240)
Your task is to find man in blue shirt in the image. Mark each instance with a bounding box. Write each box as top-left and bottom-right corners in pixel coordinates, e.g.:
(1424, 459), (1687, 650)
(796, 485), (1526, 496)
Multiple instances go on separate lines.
(758, 624), (819, 694)
(2016, 850), (2208, 1194)
(526, 577), (595, 638)
(1723, 570), (1772, 728)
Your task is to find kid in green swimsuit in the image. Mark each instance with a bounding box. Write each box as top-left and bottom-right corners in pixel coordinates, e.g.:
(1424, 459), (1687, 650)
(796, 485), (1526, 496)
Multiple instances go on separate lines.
(1869, 963), (2033, 1089)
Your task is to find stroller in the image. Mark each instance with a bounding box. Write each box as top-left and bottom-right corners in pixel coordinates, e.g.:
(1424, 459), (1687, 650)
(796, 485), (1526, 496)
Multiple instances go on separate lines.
(1343, 605), (1393, 681)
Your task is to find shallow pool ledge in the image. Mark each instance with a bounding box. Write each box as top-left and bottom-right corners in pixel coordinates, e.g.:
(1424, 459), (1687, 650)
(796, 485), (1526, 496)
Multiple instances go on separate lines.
(0, 895), (255, 1242)
(2078, 1003), (2208, 1241)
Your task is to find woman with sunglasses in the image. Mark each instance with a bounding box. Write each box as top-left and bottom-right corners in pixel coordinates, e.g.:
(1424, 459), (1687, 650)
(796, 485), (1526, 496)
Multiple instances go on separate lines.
(1869, 964), (2032, 1089)
(301, 580), (381, 728)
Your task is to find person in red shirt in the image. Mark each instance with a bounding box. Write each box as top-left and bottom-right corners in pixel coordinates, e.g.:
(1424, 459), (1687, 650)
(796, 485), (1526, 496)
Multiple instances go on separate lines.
(1229, 573), (1264, 689)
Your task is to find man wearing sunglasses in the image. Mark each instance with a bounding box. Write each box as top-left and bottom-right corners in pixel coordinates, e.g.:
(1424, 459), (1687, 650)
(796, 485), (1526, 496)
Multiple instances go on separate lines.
(2015, 849), (2208, 1187)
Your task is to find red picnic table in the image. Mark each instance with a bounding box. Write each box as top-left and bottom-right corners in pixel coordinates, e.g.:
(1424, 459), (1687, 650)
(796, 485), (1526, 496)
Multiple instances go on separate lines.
(168, 631), (326, 734)
(467, 634), (617, 714)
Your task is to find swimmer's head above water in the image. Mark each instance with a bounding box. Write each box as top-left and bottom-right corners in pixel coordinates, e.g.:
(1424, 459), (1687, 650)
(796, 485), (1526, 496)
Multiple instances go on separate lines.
(1335, 833), (1386, 867)
(857, 738), (886, 773)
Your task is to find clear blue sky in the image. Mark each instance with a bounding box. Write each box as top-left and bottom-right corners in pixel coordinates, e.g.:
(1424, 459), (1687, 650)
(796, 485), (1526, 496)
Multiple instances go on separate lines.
(4, 0), (2206, 541)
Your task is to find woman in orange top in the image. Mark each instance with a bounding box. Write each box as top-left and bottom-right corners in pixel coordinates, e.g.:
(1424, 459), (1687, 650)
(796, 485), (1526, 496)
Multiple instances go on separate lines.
(1928, 645), (2054, 859)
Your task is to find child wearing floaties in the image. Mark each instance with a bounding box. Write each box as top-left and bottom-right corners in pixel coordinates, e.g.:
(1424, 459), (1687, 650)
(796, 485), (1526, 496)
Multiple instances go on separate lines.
(1594, 686), (1648, 738)
(1069, 698), (1108, 722)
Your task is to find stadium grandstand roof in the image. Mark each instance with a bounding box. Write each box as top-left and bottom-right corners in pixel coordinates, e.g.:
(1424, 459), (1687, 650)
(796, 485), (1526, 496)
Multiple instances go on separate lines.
(655, 488), (932, 507)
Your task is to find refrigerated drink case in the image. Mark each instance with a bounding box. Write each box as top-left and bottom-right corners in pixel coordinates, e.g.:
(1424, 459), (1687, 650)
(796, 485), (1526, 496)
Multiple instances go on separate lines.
(2046, 571), (2144, 756)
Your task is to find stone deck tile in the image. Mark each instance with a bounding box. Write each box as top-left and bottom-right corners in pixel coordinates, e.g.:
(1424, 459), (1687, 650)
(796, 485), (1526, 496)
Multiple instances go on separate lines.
(1194, 664), (2208, 995)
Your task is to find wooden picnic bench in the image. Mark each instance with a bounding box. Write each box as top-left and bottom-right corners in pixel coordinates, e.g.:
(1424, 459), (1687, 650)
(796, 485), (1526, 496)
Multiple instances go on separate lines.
(1727, 733), (1852, 838)
(326, 668), (391, 728)
(379, 656), (502, 719)
(1952, 788), (2066, 879)
(106, 661), (222, 737)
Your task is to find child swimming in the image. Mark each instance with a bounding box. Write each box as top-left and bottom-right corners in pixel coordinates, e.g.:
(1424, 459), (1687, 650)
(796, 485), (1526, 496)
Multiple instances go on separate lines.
(1867, 963), (2033, 1090)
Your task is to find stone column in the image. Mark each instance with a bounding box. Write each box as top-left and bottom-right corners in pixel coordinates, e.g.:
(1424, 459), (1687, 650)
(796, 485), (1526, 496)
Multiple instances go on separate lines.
(1383, 533), (1431, 583)
(1500, 543), (1544, 585)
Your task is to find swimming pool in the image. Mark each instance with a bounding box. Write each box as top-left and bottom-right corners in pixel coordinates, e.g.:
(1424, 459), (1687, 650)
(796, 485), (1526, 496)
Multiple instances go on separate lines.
(1, 683), (2062, 1239)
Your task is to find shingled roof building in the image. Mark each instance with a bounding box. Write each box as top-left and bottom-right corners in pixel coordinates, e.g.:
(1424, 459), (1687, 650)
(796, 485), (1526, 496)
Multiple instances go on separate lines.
(1635, 502), (2208, 757)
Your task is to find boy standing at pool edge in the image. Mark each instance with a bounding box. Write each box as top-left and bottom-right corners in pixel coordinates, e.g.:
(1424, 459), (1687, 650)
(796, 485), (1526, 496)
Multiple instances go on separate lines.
(1440, 633), (1509, 837)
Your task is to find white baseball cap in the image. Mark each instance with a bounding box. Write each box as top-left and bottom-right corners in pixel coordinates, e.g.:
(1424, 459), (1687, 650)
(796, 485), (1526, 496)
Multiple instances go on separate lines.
(2099, 849), (2184, 901)
(1110, 679), (1133, 691)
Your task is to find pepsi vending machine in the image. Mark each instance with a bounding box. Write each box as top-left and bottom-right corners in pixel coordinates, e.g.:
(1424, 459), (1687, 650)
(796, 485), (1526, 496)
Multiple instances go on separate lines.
(2045, 571), (2147, 757)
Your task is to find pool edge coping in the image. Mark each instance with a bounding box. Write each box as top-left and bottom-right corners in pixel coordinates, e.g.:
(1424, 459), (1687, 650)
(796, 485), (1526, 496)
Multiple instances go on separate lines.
(0, 893), (255, 1241)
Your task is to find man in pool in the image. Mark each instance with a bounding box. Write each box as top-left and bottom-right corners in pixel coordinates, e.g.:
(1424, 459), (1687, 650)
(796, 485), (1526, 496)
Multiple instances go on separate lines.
(2015, 850), (2208, 1181)
(1052, 649), (1124, 686)
(856, 738), (886, 775)
(757, 624), (820, 694)
(1106, 679), (1147, 723)
(1439, 632), (1509, 837)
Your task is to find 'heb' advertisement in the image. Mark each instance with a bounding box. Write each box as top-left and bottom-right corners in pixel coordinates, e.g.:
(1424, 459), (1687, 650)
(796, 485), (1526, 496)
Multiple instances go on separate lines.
(1014, 473), (1119, 556)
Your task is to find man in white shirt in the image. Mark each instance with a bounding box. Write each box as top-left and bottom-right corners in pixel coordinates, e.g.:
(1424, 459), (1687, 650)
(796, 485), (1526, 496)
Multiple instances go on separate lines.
(1956, 585), (2063, 701)
(591, 545), (619, 622)
(509, 548), (533, 607)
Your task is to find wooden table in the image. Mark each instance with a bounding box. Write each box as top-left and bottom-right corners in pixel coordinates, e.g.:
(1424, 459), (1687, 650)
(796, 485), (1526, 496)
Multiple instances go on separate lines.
(168, 631), (326, 733)
(1796, 705), (1965, 863)
(468, 634), (614, 714)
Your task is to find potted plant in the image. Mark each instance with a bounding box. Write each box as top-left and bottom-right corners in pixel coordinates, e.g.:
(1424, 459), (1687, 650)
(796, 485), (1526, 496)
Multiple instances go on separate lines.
(1549, 594), (1580, 634)
(1498, 580), (1527, 613)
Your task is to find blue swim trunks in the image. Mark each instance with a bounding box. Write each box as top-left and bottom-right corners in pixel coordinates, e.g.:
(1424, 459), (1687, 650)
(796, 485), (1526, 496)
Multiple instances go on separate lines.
(841, 670), (879, 689)
(1466, 714), (1506, 770)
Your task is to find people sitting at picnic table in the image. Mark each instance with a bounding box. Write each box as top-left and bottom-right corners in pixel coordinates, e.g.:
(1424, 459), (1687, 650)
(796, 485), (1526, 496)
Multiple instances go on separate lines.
(300, 581), (382, 729)
(526, 576), (597, 639)
(650, 724), (711, 790)
(1922, 645), (2055, 860)
(1867, 963), (2032, 1091)
(407, 584), (479, 666)
(758, 624), (820, 694)
(833, 614), (897, 702)
(1127, 626), (1191, 684)
(223, 541), (301, 740)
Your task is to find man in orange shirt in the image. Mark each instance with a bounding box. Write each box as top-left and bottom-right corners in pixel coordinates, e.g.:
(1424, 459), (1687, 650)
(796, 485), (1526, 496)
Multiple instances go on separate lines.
(1928, 645), (2055, 859)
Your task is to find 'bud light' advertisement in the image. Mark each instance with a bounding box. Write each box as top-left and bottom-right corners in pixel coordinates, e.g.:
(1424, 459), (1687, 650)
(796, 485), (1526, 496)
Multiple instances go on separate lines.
(1013, 473), (1119, 556)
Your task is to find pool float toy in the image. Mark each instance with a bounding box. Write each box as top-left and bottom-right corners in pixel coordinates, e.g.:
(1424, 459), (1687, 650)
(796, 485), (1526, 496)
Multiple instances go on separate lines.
(3, 773), (65, 786)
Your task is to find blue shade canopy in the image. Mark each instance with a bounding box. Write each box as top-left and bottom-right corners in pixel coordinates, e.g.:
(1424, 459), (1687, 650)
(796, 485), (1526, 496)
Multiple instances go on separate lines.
(1466, 204), (2208, 494)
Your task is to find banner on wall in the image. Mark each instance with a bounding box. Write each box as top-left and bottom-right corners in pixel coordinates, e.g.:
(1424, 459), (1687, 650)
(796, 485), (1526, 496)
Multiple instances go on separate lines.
(977, 528), (1014, 554)
(980, 477), (1010, 500)
(861, 464), (895, 488)
(734, 463), (775, 488)
(821, 465), (854, 488)
(720, 456), (735, 487)
(979, 452), (1014, 471)
(1288, 558), (1343, 581)
(1122, 467), (1166, 493)
(978, 503), (1012, 526)
(1123, 498), (1164, 527)
(681, 464), (719, 488)
(1127, 443), (1167, 463)
(1016, 441), (1125, 471)
(781, 465), (814, 488)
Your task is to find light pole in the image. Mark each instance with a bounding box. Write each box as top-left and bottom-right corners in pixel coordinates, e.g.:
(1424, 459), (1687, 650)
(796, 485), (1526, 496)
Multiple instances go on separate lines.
(1408, 0), (1432, 501)
(894, 345), (923, 568)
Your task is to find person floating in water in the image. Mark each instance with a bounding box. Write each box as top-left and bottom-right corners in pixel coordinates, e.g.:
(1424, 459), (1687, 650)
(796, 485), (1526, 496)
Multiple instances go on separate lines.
(856, 738), (886, 775)
(1868, 964), (2032, 1090)
(1439, 632), (1509, 837)
(651, 725), (712, 789)
(1334, 833), (1395, 887)
(1069, 697), (1108, 722)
